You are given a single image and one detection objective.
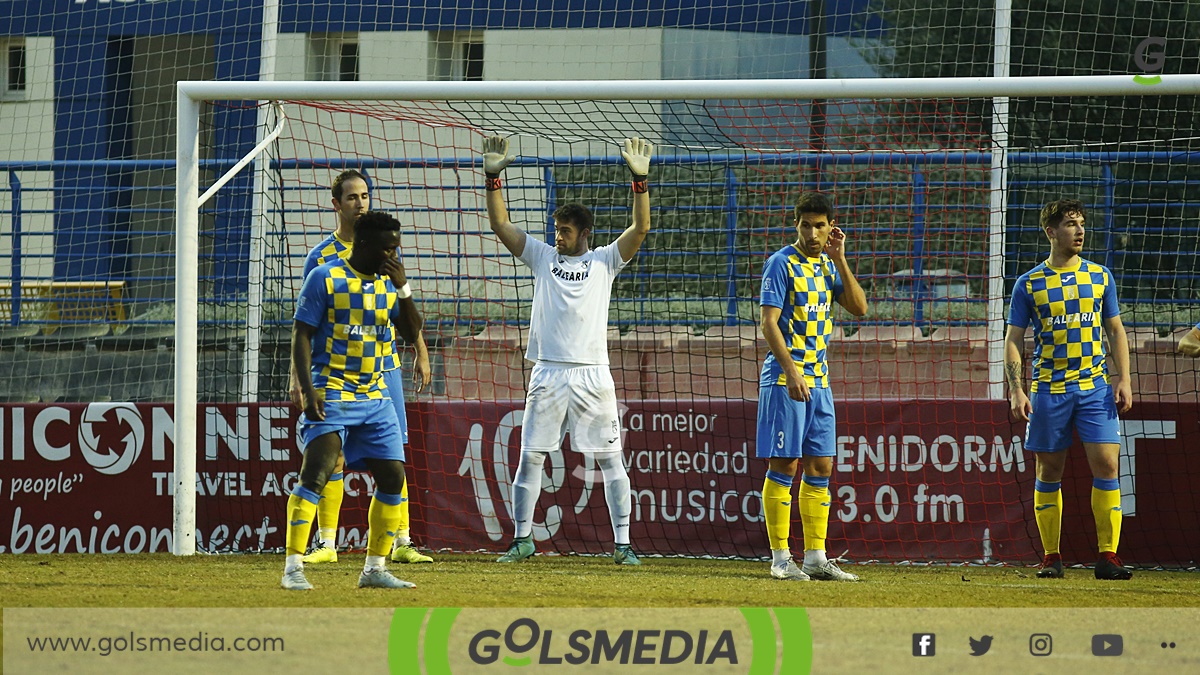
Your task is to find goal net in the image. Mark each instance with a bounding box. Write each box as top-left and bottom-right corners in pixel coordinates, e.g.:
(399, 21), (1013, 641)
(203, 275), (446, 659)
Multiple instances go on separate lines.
(175, 76), (1200, 567)
(3, 0), (1198, 569)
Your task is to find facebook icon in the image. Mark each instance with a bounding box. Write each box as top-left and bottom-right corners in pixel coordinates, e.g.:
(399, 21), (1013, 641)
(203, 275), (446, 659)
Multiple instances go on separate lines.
(913, 633), (937, 656)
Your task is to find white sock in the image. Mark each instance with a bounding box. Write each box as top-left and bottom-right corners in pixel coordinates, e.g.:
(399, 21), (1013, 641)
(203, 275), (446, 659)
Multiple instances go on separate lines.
(804, 549), (828, 567)
(318, 528), (336, 548)
(771, 549), (791, 566)
(512, 451), (549, 539)
(364, 555), (387, 572)
(395, 535), (412, 548)
(285, 554), (303, 572)
(596, 451), (631, 546)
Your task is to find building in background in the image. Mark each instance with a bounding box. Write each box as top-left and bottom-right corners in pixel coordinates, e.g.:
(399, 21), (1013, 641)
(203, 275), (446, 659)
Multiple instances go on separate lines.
(1, 0), (878, 295)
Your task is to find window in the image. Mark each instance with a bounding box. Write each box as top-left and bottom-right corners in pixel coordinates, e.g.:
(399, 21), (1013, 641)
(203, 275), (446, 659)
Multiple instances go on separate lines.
(3, 39), (27, 98)
(429, 32), (484, 81)
(338, 41), (359, 82)
(307, 34), (359, 82)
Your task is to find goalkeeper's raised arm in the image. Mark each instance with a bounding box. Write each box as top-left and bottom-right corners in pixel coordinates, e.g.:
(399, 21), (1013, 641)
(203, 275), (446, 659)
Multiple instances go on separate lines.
(615, 136), (653, 262)
(482, 135), (653, 261)
(482, 135), (526, 256)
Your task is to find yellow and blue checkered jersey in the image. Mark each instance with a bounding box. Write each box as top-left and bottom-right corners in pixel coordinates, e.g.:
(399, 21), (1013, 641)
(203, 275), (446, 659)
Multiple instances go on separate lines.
(759, 244), (844, 389)
(303, 231), (352, 278)
(303, 232), (400, 373)
(1008, 258), (1120, 394)
(294, 258), (404, 401)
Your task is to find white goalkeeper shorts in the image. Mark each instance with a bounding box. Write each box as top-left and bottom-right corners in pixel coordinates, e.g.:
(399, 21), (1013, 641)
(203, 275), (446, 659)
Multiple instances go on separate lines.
(521, 362), (622, 453)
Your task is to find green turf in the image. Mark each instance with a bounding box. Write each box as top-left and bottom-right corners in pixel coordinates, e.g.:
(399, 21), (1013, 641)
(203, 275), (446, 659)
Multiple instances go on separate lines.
(2, 553), (1197, 610)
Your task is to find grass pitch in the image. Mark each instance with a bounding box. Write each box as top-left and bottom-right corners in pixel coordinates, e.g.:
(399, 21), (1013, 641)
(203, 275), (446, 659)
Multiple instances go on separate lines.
(2, 553), (1197, 610)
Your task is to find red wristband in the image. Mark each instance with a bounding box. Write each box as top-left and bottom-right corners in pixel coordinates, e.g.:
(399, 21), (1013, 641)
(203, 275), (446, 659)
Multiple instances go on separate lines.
(485, 175), (502, 191)
(632, 178), (648, 194)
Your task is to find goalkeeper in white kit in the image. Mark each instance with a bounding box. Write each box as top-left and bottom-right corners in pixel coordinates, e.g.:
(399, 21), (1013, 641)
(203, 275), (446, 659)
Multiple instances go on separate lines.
(482, 134), (653, 565)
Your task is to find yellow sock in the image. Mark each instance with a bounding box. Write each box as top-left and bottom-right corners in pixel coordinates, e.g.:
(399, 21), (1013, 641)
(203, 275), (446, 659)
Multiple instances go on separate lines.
(1091, 479), (1123, 554)
(316, 473), (344, 543)
(367, 491), (405, 558)
(798, 477), (831, 553)
(396, 478), (411, 544)
(285, 488), (320, 557)
(1034, 480), (1063, 555)
(762, 471), (794, 551)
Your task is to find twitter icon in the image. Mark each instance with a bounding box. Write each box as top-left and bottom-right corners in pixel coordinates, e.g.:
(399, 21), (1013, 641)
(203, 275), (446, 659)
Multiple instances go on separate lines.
(969, 635), (994, 656)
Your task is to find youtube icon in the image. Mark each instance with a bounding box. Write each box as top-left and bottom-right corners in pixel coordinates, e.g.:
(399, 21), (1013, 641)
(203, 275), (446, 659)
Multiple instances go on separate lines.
(1092, 634), (1124, 657)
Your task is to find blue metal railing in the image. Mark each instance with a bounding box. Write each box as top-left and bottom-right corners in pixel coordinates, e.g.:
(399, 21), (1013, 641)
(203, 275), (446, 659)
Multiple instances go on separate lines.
(2, 160), (246, 327)
(9, 170), (22, 324)
(4, 152), (1199, 331)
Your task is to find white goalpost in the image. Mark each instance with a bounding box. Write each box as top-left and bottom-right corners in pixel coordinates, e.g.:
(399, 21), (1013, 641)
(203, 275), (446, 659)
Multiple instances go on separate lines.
(173, 74), (1200, 555)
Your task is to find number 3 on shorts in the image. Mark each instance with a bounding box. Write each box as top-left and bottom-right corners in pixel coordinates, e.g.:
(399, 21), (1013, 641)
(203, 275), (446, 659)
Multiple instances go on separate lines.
(777, 431), (785, 449)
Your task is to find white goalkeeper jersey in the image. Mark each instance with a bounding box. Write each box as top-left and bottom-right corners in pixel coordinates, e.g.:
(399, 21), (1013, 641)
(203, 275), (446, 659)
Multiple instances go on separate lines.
(517, 237), (628, 366)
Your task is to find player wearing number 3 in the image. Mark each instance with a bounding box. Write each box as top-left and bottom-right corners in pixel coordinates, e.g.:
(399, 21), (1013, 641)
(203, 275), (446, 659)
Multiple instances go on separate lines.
(483, 134), (652, 565)
(757, 194), (867, 582)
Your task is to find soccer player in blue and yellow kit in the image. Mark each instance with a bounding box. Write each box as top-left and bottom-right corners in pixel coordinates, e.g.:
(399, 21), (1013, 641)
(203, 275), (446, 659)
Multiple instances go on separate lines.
(282, 211), (424, 590)
(757, 193), (868, 582)
(1005, 198), (1134, 580)
(293, 170), (434, 567)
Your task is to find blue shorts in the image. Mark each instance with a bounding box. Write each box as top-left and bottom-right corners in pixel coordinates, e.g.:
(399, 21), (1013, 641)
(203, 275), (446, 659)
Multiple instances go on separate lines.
(756, 385), (836, 459)
(1026, 385), (1121, 452)
(383, 368), (410, 446)
(299, 398), (406, 470)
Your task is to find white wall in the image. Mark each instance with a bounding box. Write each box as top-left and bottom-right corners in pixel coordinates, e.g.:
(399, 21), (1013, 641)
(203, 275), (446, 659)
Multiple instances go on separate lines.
(275, 32), (430, 82)
(0, 37), (57, 283)
(359, 32), (428, 80)
(485, 28), (662, 81)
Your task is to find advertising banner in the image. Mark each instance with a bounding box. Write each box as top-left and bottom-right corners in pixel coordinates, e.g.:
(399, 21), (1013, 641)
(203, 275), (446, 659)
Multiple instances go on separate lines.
(0, 401), (1194, 564)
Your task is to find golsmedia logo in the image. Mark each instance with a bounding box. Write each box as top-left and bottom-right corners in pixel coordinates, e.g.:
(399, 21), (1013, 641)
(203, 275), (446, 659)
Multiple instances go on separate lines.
(1133, 36), (1165, 85)
(467, 617), (737, 666)
(390, 608), (811, 674)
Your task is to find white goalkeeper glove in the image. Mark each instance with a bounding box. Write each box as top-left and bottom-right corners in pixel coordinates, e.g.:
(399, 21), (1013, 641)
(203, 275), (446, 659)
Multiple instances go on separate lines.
(482, 136), (515, 176)
(621, 137), (653, 179)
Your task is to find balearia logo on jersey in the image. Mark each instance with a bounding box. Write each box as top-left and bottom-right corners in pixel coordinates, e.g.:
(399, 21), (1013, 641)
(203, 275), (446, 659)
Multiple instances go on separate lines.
(390, 607), (813, 673)
(550, 262), (591, 282)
